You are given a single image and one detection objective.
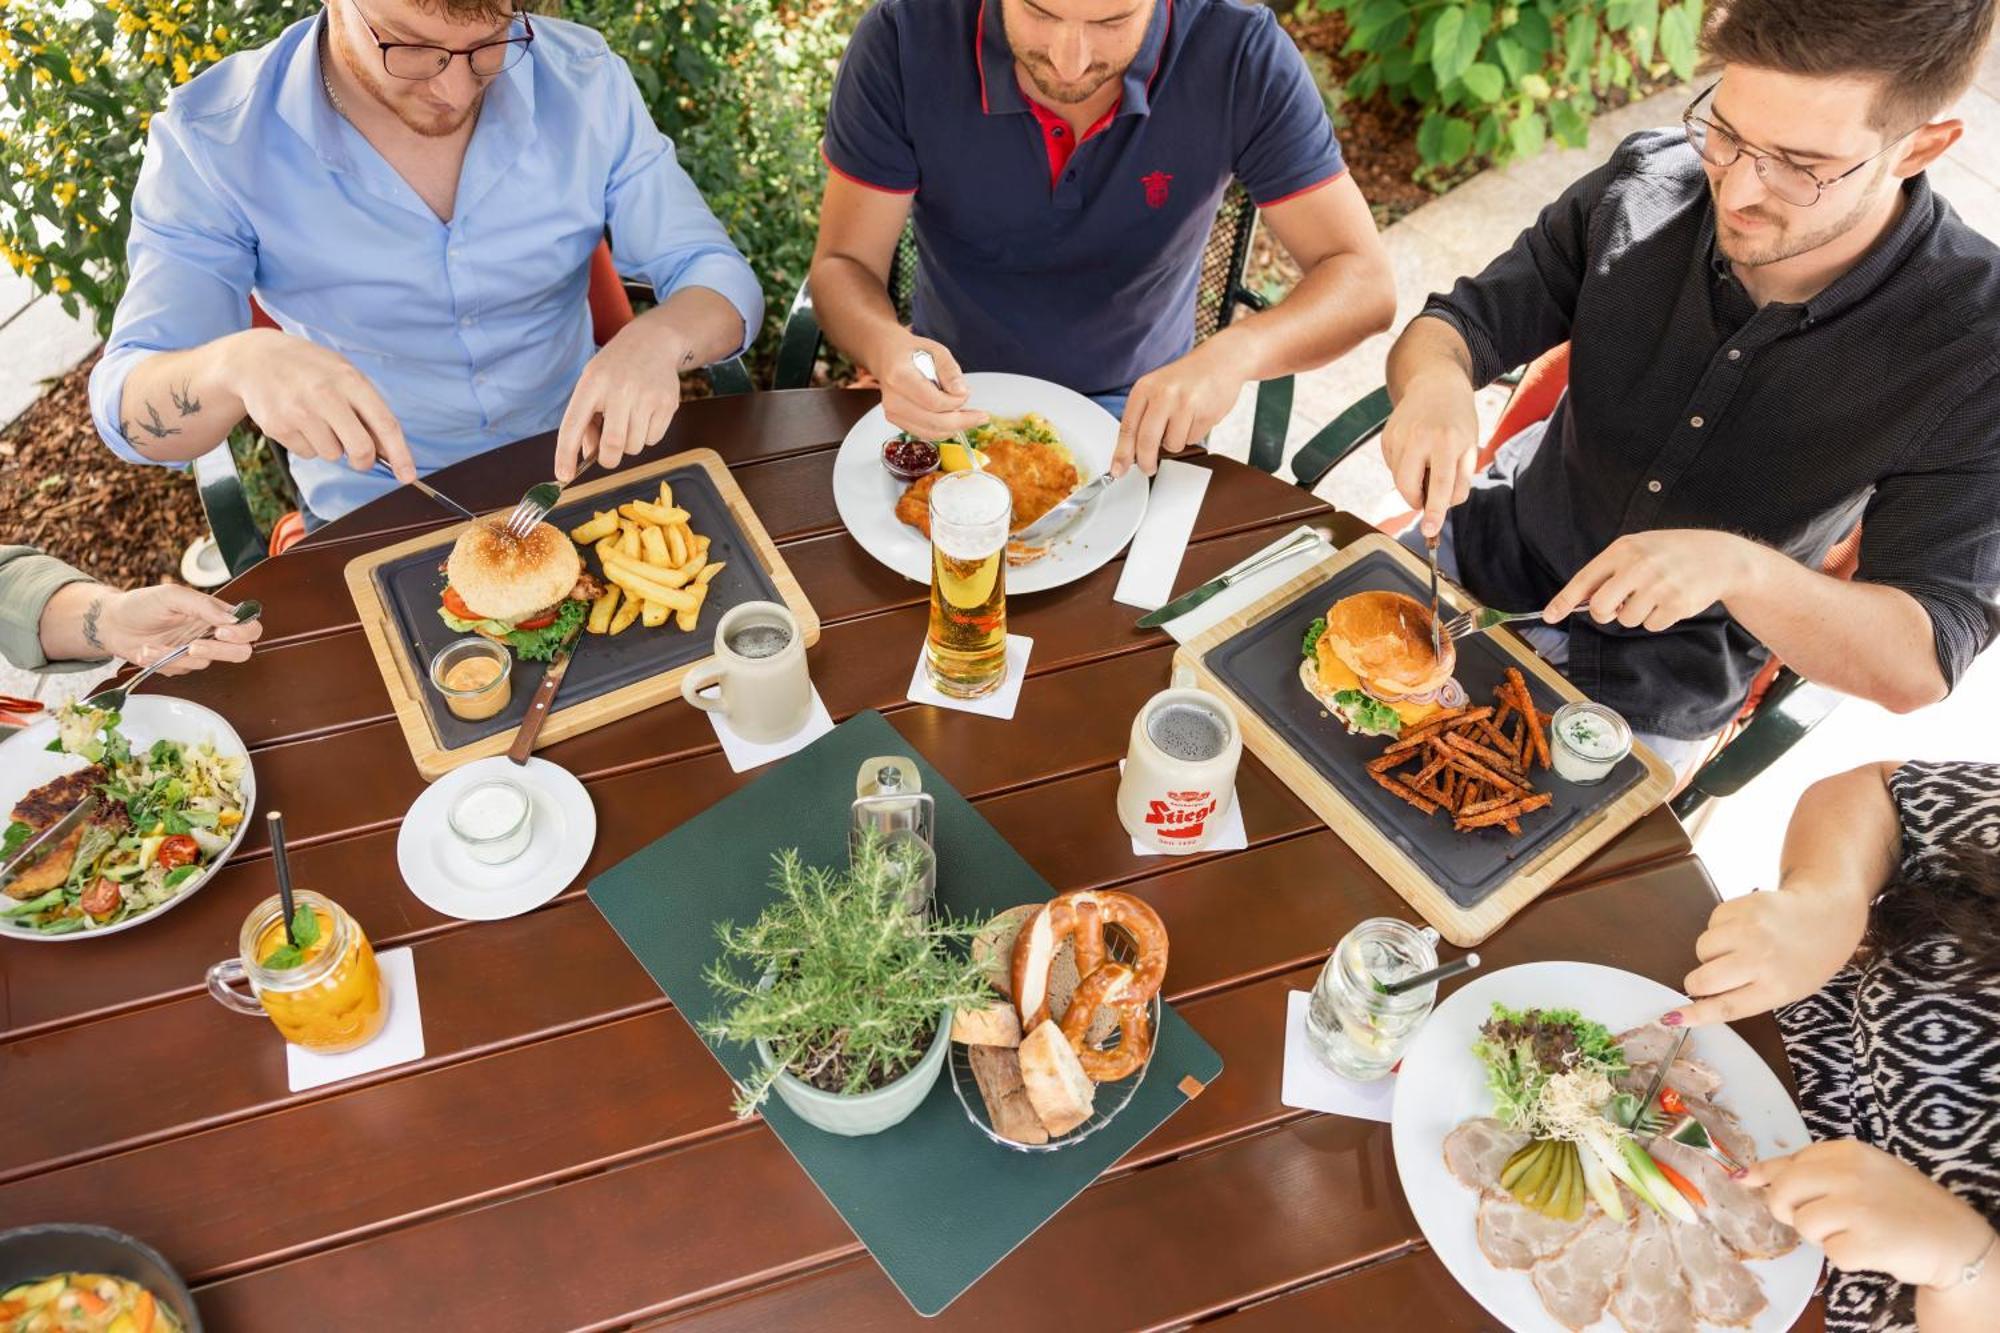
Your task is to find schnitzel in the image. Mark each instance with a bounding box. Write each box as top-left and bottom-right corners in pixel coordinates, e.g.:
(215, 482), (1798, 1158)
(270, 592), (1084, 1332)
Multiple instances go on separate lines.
(6, 766), (129, 899)
(895, 425), (1083, 565)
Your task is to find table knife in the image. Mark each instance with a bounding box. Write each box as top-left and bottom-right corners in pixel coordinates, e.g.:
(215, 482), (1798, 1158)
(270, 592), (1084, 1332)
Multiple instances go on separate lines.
(507, 624), (587, 765)
(0, 794), (99, 891)
(1631, 1026), (1691, 1143)
(1426, 530), (1443, 661)
(1135, 528), (1328, 629)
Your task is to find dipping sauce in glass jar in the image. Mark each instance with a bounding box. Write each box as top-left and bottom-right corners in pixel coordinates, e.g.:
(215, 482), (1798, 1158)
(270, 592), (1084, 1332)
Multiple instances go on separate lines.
(1550, 701), (1633, 784)
(882, 436), (941, 481)
(429, 637), (512, 721)
(448, 778), (534, 865)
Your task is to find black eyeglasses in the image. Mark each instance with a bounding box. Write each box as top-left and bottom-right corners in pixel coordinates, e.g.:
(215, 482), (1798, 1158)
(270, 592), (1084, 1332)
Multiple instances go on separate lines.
(351, 3), (534, 81)
(1683, 81), (1913, 208)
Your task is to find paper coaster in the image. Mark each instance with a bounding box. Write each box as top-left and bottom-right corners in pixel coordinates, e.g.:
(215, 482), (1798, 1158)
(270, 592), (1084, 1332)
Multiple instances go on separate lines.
(1279, 988), (1397, 1122)
(1118, 761), (1248, 856)
(284, 947), (426, 1093)
(701, 686), (837, 773)
(905, 635), (1033, 720)
(1112, 460), (1213, 611)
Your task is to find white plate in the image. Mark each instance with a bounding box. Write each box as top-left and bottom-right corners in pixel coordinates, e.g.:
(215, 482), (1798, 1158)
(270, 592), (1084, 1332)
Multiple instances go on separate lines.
(832, 372), (1149, 595)
(0, 696), (257, 942)
(395, 756), (595, 921)
(1391, 961), (1821, 1333)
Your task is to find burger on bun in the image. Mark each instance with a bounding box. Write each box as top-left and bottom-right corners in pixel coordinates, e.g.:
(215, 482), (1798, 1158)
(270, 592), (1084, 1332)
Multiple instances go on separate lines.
(1299, 590), (1461, 737)
(438, 519), (603, 660)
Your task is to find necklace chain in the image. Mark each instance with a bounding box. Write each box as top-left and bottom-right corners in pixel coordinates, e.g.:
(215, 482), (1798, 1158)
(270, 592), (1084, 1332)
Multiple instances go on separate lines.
(319, 24), (349, 121)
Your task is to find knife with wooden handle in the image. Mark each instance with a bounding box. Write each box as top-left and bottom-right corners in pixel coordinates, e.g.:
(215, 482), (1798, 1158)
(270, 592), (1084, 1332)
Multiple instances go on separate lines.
(507, 624), (586, 766)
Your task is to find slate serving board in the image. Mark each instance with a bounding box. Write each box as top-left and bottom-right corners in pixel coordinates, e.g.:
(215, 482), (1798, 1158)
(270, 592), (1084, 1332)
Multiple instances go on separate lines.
(587, 710), (1223, 1316)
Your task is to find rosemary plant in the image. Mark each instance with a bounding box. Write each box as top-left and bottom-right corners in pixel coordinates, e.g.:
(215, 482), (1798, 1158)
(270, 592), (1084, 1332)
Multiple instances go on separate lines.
(702, 835), (992, 1118)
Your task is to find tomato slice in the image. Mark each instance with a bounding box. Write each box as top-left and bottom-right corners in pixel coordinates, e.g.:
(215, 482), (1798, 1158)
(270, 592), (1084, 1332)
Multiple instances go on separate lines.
(81, 877), (121, 918)
(442, 587), (476, 620)
(156, 834), (199, 869)
(1659, 1087), (1687, 1117)
(514, 609), (557, 630)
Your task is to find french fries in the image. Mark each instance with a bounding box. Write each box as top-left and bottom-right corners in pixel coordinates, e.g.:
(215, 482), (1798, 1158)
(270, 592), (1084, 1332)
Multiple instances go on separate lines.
(568, 486), (725, 638)
(1363, 680), (1556, 837)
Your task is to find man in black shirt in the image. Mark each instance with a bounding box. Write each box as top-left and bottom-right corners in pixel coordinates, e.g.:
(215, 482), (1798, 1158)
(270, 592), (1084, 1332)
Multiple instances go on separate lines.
(1381, 0), (2000, 774)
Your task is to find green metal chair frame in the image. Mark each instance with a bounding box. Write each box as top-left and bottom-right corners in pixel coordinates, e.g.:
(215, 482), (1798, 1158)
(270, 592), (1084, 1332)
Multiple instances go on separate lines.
(1289, 380), (1846, 820)
(197, 273), (753, 578)
(772, 185), (1297, 473)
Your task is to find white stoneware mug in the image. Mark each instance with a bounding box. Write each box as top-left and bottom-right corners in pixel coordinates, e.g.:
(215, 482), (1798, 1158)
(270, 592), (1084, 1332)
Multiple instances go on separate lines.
(1117, 666), (1243, 853)
(681, 601), (811, 743)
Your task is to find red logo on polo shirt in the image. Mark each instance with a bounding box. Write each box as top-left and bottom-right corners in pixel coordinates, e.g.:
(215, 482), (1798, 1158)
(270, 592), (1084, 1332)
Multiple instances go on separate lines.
(1141, 171), (1173, 209)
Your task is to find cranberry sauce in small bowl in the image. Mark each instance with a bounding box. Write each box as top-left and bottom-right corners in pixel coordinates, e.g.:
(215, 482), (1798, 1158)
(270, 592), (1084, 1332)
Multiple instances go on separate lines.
(881, 436), (941, 482)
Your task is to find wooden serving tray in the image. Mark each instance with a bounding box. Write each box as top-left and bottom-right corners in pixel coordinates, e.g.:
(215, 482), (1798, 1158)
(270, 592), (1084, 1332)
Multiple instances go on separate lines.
(1177, 533), (1672, 946)
(344, 448), (818, 780)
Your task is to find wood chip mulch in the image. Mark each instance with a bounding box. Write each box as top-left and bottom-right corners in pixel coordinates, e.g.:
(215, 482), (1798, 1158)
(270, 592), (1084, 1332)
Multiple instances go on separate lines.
(0, 352), (209, 588)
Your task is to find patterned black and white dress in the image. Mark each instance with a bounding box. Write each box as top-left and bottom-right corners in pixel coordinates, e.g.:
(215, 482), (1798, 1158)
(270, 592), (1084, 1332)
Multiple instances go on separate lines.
(1777, 760), (2000, 1332)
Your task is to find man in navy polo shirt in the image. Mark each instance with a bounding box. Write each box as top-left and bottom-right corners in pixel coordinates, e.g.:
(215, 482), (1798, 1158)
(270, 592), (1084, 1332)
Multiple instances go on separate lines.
(810, 0), (1396, 474)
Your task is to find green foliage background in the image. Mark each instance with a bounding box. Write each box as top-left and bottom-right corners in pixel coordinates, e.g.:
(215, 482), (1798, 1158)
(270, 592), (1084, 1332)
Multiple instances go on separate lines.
(1322, 0), (1702, 178)
(0, 0), (862, 374)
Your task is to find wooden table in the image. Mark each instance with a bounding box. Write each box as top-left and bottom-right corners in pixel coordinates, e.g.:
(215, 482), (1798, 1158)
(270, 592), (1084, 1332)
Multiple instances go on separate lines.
(0, 390), (1817, 1330)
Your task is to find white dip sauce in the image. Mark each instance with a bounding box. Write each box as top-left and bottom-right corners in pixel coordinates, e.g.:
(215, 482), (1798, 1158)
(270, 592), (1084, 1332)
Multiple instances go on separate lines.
(1550, 703), (1631, 784)
(448, 780), (533, 866)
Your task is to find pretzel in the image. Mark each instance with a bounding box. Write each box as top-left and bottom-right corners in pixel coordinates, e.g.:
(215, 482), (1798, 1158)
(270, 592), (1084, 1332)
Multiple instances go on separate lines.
(1060, 962), (1153, 1081)
(1012, 890), (1169, 1031)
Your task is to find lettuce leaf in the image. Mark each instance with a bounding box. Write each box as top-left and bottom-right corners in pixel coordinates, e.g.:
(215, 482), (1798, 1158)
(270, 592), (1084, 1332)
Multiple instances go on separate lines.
(1333, 688), (1402, 737)
(505, 598), (589, 662)
(1302, 616), (1326, 659)
(1472, 1004), (1628, 1130)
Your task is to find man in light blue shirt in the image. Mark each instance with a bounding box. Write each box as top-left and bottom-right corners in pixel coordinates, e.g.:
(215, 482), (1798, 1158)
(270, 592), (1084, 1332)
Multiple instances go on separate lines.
(89, 0), (764, 523)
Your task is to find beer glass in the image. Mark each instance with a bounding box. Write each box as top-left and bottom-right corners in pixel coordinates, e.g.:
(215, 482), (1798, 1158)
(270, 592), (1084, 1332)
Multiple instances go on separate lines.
(925, 469), (1012, 698)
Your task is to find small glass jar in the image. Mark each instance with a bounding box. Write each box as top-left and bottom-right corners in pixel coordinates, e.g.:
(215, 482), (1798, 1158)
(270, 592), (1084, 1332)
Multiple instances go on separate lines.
(1550, 701), (1633, 785)
(1305, 917), (1440, 1081)
(447, 778), (534, 866)
(429, 638), (512, 722)
(205, 890), (388, 1052)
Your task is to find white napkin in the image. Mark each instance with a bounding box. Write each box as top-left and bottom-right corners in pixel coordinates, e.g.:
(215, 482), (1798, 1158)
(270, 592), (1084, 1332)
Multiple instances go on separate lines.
(1118, 761), (1248, 856)
(285, 947), (426, 1092)
(1159, 524), (1335, 646)
(905, 634), (1033, 721)
(1279, 988), (1398, 1122)
(1113, 460), (1213, 611)
(701, 686), (837, 773)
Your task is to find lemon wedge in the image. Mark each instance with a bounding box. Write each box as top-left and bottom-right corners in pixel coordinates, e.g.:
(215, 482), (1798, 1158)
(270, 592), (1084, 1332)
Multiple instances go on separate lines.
(939, 442), (990, 473)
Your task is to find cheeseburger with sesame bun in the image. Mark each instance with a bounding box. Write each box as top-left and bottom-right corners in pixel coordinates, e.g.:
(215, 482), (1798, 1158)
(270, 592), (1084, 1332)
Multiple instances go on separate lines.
(1299, 590), (1462, 738)
(438, 519), (603, 661)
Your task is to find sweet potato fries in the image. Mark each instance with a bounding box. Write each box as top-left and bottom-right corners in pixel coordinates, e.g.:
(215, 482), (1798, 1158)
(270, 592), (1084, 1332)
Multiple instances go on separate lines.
(1364, 668), (1554, 835)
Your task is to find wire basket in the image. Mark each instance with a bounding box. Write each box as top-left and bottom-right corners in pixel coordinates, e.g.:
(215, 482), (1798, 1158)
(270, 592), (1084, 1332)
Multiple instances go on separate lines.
(948, 926), (1161, 1153)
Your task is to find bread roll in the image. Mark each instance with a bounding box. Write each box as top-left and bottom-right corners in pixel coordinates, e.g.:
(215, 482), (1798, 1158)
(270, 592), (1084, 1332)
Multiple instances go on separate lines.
(967, 1044), (1048, 1146)
(951, 1000), (1023, 1047)
(1017, 1019), (1095, 1136)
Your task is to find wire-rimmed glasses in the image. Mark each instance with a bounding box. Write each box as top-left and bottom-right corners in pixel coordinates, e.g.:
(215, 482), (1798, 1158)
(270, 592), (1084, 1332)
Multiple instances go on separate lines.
(353, 4), (535, 81)
(1683, 80), (1913, 208)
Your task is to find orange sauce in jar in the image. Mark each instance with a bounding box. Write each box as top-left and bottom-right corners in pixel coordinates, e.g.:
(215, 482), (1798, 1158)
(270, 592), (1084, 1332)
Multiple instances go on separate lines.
(440, 652), (509, 721)
(255, 905), (387, 1052)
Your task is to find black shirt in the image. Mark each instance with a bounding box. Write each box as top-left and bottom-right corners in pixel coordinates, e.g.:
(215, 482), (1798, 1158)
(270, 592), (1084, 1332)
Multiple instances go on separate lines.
(1421, 129), (2000, 739)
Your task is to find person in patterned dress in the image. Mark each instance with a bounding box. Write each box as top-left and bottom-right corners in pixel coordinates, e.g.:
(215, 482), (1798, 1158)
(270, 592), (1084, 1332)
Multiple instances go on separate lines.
(1670, 760), (2000, 1330)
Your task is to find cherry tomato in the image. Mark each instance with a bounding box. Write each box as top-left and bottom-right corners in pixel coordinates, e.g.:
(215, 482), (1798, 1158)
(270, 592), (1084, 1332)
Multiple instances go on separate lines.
(80, 877), (121, 918)
(1659, 1087), (1687, 1117)
(156, 834), (199, 870)
(442, 587), (476, 620)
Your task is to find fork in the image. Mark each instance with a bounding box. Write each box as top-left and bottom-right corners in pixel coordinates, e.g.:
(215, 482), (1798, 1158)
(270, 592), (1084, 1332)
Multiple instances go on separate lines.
(83, 599), (263, 711)
(1634, 1102), (1749, 1177)
(1441, 604), (1597, 642)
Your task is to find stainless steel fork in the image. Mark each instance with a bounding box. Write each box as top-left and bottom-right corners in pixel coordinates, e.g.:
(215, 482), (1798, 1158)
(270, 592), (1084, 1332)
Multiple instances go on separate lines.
(1442, 604), (1596, 642)
(1635, 1102), (1749, 1176)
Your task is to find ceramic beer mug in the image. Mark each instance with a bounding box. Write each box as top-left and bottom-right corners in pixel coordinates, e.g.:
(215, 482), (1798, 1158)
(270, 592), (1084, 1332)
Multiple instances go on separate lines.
(681, 601), (812, 743)
(1118, 667), (1243, 853)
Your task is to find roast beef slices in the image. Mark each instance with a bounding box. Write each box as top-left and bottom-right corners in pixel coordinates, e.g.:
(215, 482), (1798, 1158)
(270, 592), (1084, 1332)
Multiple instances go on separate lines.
(1531, 1208), (1633, 1331)
(1476, 1194), (1584, 1270)
(1654, 1140), (1798, 1259)
(1614, 1024), (1725, 1100)
(1670, 1214), (1769, 1327)
(1610, 1208), (1698, 1333)
(1443, 1117), (1531, 1195)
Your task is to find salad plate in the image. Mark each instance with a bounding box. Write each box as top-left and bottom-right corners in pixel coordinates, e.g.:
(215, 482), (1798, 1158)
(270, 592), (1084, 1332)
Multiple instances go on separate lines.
(0, 696), (256, 942)
(1391, 961), (1820, 1332)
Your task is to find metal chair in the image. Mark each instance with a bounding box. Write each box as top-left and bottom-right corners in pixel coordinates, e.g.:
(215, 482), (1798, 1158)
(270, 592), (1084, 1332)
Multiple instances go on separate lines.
(770, 184), (1297, 472)
(195, 237), (753, 576)
(1292, 343), (1850, 818)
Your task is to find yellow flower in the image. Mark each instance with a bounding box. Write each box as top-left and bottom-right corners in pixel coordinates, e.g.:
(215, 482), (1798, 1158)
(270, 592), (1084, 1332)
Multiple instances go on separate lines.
(139, 110), (152, 132)
(52, 181), (75, 205)
(140, 47), (163, 65)
(196, 43), (219, 62)
(52, 275), (69, 293)
(212, 24), (228, 41)
(116, 13), (143, 33)
(30, 63), (48, 83)
(68, 59), (83, 83)
(171, 52), (189, 82)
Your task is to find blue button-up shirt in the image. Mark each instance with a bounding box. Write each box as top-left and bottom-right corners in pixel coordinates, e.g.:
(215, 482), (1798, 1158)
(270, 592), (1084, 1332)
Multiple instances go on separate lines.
(822, 0), (1343, 397)
(90, 13), (763, 521)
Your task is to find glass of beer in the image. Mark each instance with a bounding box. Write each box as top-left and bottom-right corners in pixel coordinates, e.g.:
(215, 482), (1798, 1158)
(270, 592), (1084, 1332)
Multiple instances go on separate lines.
(925, 469), (1012, 698)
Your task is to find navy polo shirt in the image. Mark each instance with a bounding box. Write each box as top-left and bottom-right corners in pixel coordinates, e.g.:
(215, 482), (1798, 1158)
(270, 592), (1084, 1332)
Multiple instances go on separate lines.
(823, 0), (1346, 396)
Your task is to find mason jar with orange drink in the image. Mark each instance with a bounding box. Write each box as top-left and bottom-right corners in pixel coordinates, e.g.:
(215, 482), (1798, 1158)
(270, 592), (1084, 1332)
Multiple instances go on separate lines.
(205, 889), (388, 1052)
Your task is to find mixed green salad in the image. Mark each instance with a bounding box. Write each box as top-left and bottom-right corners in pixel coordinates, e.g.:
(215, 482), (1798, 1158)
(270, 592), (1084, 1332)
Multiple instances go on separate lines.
(2, 704), (248, 935)
(1474, 1004), (1705, 1225)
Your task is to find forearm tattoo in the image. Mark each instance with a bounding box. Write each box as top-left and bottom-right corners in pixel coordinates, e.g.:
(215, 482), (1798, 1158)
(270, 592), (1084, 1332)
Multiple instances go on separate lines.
(82, 595), (105, 653)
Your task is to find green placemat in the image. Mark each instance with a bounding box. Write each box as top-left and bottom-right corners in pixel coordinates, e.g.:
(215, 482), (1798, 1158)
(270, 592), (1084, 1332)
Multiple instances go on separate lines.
(587, 710), (1223, 1316)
